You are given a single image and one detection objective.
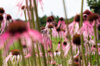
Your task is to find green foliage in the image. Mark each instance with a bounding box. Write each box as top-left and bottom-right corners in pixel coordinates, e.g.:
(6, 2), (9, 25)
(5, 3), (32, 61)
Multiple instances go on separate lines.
(87, 0), (100, 7)
(39, 15), (47, 27)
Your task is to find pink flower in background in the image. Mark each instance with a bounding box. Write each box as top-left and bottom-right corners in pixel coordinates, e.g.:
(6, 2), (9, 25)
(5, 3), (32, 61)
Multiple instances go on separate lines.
(57, 17), (66, 30)
(42, 34), (52, 50)
(91, 45), (100, 55)
(68, 21), (79, 36)
(68, 14), (80, 36)
(16, 0), (43, 16)
(56, 40), (71, 56)
(52, 27), (58, 37)
(80, 21), (94, 38)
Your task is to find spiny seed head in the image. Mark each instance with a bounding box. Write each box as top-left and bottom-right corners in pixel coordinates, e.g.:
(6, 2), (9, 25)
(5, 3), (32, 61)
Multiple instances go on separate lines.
(48, 24), (53, 28)
(7, 20), (28, 35)
(63, 41), (67, 46)
(0, 14), (3, 22)
(50, 16), (54, 21)
(47, 16), (53, 23)
(73, 34), (81, 46)
(11, 49), (20, 56)
(87, 15), (94, 22)
(0, 7), (5, 14)
(59, 17), (64, 21)
(74, 14), (80, 23)
(56, 27), (61, 32)
(88, 13), (99, 22)
(92, 13), (99, 21)
(21, 5), (26, 10)
(83, 10), (92, 16)
(6, 14), (12, 21)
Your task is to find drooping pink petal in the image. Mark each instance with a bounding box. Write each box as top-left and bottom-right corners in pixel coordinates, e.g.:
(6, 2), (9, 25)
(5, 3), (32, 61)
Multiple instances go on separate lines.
(0, 32), (10, 49)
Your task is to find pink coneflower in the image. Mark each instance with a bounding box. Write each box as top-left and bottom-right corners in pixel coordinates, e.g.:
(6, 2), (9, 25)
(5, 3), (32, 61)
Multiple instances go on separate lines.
(54, 50), (61, 56)
(52, 27), (58, 37)
(91, 45), (100, 55)
(68, 14), (80, 36)
(57, 41), (67, 50)
(16, 0), (43, 16)
(83, 10), (93, 16)
(4, 49), (22, 65)
(42, 33), (52, 49)
(0, 20), (44, 56)
(87, 13), (99, 26)
(57, 17), (66, 30)
(45, 16), (54, 29)
(72, 34), (81, 46)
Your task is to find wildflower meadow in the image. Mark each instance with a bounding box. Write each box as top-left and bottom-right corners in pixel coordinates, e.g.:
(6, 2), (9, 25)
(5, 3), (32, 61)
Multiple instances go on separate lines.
(0, 0), (100, 66)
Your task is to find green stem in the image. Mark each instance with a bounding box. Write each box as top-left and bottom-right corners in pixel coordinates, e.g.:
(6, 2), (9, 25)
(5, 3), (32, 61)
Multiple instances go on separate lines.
(33, 0), (40, 31)
(79, 0), (87, 65)
(0, 50), (3, 66)
(94, 22), (99, 66)
(41, 44), (47, 66)
(80, 0), (84, 28)
(81, 35), (87, 66)
(87, 37), (92, 66)
(31, 41), (37, 66)
(19, 39), (26, 66)
(62, 0), (74, 65)
(29, 0), (35, 29)
(25, 0), (32, 28)
(24, 9), (27, 22)
(60, 37), (65, 66)
(50, 29), (55, 60)
(36, 43), (41, 66)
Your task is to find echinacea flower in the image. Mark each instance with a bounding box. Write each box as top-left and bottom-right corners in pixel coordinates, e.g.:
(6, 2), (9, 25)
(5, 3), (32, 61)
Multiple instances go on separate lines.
(16, 0), (43, 16)
(83, 10), (93, 16)
(54, 50), (61, 56)
(68, 14), (80, 36)
(45, 16), (54, 30)
(4, 49), (22, 65)
(91, 44), (100, 55)
(72, 34), (81, 46)
(57, 17), (66, 30)
(0, 20), (43, 56)
(87, 13), (99, 26)
(42, 33), (52, 50)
